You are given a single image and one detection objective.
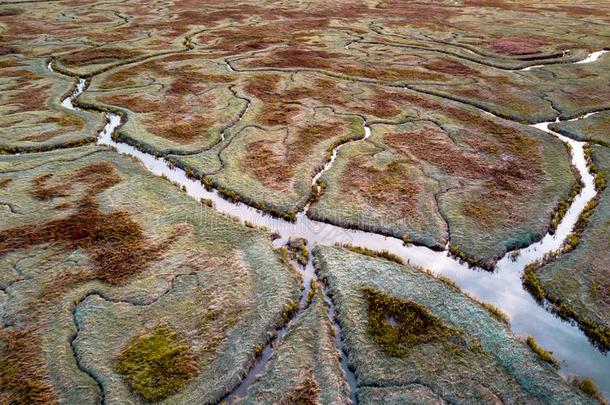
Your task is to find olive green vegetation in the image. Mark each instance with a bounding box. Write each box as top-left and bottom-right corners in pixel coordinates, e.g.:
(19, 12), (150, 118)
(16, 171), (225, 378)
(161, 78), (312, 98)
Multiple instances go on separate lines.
(363, 286), (459, 357)
(200, 198), (214, 207)
(448, 244), (485, 269)
(563, 198), (597, 253)
(281, 300), (300, 323)
(338, 243), (404, 265)
(287, 238), (310, 266)
(549, 181), (582, 233)
(115, 325), (199, 401)
(306, 280), (317, 305)
(522, 263), (545, 302)
(479, 302), (510, 325)
(584, 144), (608, 193)
(275, 246), (291, 264)
(553, 303), (610, 352)
(571, 377), (605, 402)
(433, 273), (461, 291)
(526, 336), (559, 368)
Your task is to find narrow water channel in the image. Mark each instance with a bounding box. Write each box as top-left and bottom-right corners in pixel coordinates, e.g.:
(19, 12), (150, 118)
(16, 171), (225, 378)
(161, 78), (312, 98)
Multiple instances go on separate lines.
(47, 55), (609, 399)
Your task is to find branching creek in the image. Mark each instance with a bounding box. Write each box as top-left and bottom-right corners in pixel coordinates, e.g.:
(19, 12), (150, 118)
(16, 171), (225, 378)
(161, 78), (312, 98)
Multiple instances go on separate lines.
(44, 52), (610, 401)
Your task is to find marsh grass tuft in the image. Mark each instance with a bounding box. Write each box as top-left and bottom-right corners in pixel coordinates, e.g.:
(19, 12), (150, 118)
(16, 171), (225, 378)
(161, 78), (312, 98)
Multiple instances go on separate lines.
(436, 274), (461, 291)
(281, 300), (299, 322)
(549, 178), (582, 233)
(200, 198), (213, 207)
(522, 263), (545, 302)
(116, 325), (199, 402)
(526, 336), (559, 367)
(306, 280), (318, 305)
(570, 376), (605, 402)
(448, 244), (484, 268)
(217, 187), (240, 203)
(339, 243), (404, 264)
(553, 303), (610, 351)
(480, 302), (510, 325)
(287, 237), (309, 266)
(584, 144), (607, 192)
(362, 286), (459, 357)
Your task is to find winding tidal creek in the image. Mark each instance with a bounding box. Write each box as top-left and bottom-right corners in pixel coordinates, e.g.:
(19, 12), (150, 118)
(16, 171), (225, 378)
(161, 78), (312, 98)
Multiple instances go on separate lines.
(48, 51), (610, 400)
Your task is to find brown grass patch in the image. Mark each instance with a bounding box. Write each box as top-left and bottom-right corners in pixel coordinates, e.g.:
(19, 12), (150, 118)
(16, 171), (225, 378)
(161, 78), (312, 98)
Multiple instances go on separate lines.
(35, 114), (85, 132)
(51, 114), (85, 129)
(423, 58), (477, 75)
(3, 162), (179, 285)
(244, 74), (281, 100)
(100, 93), (155, 113)
(159, 117), (213, 143)
(0, 45), (17, 55)
(6, 83), (51, 113)
(245, 48), (340, 69)
(61, 47), (142, 67)
(377, 90), (542, 164)
(245, 75), (349, 125)
(242, 123), (342, 189)
(280, 375), (320, 405)
(258, 103), (302, 126)
(99, 60), (235, 144)
(242, 49), (446, 83)
(385, 126), (490, 180)
(489, 37), (544, 55)
(101, 92), (214, 143)
(99, 70), (137, 89)
(0, 67), (41, 90)
(18, 130), (63, 143)
(0, 60), (24, 69)
(362, 90), (402, 118)
(241, 140), (293, 189)
(339, 65), (444, 82)
(342, 157), (420, 217)
(0, 162), (183, 403)
(0, 328), (59, 404)
(30, 173), (67, 200)
(0, 178), (12, 188)
(383, 121), (540, 226)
